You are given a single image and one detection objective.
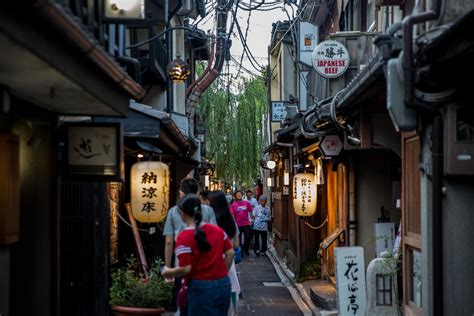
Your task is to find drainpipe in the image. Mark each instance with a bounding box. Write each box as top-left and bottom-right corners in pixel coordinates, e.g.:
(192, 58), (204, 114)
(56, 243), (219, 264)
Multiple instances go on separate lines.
(186, 0), (231, 138)
(186, 36), (216, 96)
(432, 115), (443, 316)
(402, 0), (441, 108)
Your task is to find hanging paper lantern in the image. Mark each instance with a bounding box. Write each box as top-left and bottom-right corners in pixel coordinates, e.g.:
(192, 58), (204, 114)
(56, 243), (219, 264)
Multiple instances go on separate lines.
(131, 161), (170, 223)
(293, 173), (317, 217)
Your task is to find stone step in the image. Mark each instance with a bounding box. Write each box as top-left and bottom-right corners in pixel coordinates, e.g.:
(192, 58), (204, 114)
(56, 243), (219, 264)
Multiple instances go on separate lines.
(309, 280), (338, 311)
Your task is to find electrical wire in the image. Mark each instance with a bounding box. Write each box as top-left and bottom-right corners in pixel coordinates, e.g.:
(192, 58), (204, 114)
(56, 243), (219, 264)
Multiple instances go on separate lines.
(126, 26), (207, 49)
(232, 8), (265, 72)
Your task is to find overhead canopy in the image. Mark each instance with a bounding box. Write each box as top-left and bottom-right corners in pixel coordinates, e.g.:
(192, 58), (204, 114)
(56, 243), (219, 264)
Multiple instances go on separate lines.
(96, 102), (197, 156)
(0, 2), (145, 117)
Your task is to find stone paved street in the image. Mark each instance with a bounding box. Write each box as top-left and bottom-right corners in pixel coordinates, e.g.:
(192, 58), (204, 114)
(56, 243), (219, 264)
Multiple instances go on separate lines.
(236, 252), (304, 316)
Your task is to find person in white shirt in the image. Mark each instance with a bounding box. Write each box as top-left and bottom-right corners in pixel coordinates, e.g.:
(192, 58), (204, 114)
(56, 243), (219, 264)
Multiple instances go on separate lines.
(245, 190), (258, 208)
(252, 195), (270, 256)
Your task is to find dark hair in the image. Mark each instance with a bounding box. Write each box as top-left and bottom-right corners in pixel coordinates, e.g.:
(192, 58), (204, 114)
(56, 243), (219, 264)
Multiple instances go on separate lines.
(199, 190), (210, 199)
(178, 194), (211, 252)
(246, 190), (253, 194)
(208, 191), (237, 238)
(179, 178), (198, 194)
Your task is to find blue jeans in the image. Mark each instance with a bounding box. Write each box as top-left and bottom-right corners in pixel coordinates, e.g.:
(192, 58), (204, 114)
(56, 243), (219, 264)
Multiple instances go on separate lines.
(186, 276), (231, 316)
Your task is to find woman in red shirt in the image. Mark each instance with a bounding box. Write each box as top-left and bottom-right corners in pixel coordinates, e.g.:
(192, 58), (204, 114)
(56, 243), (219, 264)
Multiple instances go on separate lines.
(162, 194), (234, 316)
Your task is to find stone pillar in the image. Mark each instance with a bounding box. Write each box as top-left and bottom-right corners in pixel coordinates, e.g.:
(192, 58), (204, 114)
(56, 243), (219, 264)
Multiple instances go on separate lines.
(366, 252), (399, 316)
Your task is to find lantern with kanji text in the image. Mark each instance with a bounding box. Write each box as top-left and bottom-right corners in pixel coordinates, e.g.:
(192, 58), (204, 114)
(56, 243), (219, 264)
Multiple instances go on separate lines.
(293, 173), (317, 217)
(131, 161), (170, 222)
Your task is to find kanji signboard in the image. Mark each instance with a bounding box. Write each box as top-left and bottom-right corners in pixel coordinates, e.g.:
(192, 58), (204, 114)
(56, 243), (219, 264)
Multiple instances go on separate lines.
(271, 101), (288, 122)
(312, 40), (350, 78)
(66, 123), (122, 179)
(319, 134), (343, 157)
(335, 247), (367, 316)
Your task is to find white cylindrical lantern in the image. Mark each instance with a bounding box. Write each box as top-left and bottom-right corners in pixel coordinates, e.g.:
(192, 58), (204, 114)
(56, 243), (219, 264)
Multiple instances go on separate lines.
(293, 173), (317, 217)
(131, 161), (170, 223)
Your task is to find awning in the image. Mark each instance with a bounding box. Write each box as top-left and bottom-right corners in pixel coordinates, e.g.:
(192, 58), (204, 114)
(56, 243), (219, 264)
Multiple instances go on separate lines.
(96, 102), (197, 155)
(0, 2), (145, 117)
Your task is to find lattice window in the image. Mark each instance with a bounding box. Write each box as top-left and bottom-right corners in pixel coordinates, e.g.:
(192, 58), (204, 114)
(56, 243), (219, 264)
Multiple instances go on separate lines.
(376, 274), (393, 306)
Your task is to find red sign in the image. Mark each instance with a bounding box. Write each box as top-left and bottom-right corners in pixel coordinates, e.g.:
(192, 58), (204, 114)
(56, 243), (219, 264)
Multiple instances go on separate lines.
(312, 40), (350, 78)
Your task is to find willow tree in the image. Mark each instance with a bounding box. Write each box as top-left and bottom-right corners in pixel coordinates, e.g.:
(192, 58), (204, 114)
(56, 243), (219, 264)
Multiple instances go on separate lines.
(197, 68), (266, 188)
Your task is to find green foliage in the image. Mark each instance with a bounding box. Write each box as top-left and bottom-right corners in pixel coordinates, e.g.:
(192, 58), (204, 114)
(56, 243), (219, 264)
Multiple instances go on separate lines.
(109, 255), (173, 308)
(295, 254), (322, 283)
(197, 62), (267, 187)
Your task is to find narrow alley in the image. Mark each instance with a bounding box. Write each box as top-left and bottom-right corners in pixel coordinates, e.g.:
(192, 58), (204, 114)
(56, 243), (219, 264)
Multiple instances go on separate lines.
(237, 252), (306, 316)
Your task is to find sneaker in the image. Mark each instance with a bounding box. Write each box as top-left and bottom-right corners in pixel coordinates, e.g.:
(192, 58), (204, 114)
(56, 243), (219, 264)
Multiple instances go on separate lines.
(255, 250), (260, 257)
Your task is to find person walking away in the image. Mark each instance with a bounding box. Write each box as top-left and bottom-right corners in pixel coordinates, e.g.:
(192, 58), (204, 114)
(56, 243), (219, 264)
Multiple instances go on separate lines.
(162, 195), (234, 316)
(244, 190), (258, 209)
(199, 190), (211, 206)
(230, 190), (253, 256)
(163, 178), (217, 314)
(208, 191), (241, 315)
(252, 195), (270, 256)
(255, 179), (263, 202)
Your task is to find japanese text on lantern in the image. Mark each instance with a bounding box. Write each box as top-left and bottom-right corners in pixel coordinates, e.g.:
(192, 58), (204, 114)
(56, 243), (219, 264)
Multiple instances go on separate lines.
(131, 161), (170, 223)
(141, 172), (157, 213)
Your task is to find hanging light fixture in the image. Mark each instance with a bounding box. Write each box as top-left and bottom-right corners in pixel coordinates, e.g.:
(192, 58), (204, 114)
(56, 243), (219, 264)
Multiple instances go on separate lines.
(293, 173), (317, 217)
(131, 161), (170, 223)
(167, 53), (191, 83)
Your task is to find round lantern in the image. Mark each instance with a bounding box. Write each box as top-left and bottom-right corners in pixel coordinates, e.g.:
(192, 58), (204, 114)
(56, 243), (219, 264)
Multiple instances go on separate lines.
(131, 161), (170, 223)
(167, 54), (191, 83)
(293, 173), (317, 217)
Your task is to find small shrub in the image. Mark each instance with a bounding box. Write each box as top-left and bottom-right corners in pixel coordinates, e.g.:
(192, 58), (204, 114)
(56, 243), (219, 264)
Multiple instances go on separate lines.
(296, 254), (322, 283)
(109, 255), (173, 308)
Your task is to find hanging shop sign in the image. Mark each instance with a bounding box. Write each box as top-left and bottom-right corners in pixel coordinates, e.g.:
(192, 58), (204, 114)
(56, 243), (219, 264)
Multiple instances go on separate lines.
(293, 173), (317, 217)
(319, 134), (343, 157)
(312, 40), (350, 78)
(299, 22), (319, 67)
(335, 247), (367, 316)
(270, 101), (288, 122)
(131, 161), (170, 223)
(66, 123), (123, 179)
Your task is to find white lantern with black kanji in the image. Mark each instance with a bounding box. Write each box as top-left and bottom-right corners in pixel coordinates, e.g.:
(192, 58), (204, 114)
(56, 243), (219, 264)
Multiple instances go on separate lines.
(131, 161), (170, 222)
(293, 173), (317, 217)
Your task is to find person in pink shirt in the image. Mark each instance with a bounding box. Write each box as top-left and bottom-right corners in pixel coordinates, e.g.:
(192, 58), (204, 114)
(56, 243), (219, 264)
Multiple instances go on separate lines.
(230, 190), (253, 256)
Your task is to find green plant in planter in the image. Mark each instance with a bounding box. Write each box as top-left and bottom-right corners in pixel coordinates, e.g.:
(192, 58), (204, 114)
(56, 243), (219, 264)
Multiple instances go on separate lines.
(110, 255), (173, 308)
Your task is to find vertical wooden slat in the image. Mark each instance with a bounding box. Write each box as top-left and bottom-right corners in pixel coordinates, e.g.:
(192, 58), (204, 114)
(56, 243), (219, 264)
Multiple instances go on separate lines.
(402, 132), (422, 316)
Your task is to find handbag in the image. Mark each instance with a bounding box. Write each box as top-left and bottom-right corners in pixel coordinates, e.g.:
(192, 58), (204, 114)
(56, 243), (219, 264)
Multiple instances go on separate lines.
(234, 246), (242, 264)
(177, 277), (187, 310)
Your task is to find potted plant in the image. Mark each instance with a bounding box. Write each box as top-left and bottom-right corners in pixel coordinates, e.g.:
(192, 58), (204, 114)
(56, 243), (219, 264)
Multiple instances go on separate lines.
(110, 255), (173, 315)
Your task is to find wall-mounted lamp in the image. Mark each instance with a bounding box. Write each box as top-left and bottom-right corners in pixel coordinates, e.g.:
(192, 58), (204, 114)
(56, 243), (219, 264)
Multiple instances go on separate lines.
(167, 53), (191, 83)
(137, 153), (144, 158)
(266, 160), (276, 169)
(346, 124), (361, 146)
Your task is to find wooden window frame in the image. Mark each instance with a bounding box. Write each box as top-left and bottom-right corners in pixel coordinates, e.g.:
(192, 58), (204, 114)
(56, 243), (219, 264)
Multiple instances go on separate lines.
(402, 132), (422, 316)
